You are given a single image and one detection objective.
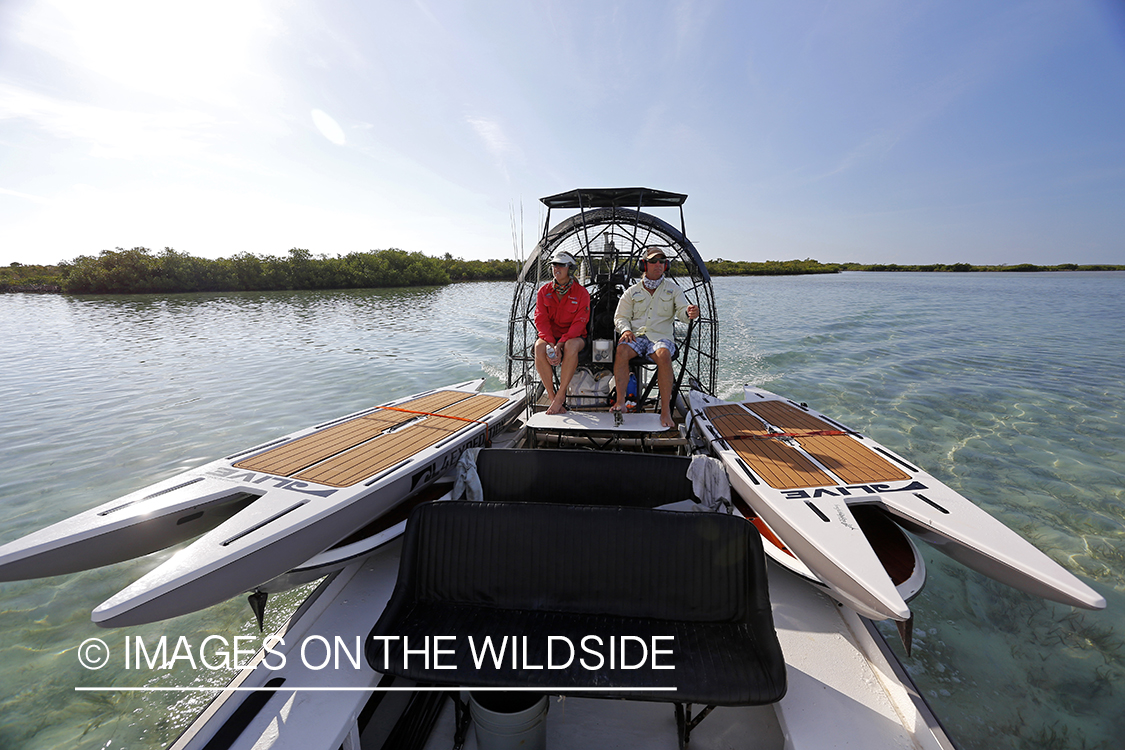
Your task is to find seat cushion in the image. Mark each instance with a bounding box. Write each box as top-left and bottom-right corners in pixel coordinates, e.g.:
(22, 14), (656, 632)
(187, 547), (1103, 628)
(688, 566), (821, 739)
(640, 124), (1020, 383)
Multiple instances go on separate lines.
(475, 449), (698, 508)
(393, 502), (763, 622)
(365, 502), (787, 706)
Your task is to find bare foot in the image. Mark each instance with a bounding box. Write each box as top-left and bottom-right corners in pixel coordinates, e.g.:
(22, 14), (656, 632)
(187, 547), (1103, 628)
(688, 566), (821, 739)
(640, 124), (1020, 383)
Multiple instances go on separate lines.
(546, 398), (567, 415)
(609, 402), (627, 413)
(660, 411), (675, 429)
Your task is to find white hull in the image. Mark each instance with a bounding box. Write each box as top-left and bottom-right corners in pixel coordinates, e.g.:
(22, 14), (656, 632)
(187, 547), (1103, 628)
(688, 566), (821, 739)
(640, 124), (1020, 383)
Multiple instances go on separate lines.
(0, 477), (258, 582)
(688, 387), (1105, 621)
(740, 494), (927, 605)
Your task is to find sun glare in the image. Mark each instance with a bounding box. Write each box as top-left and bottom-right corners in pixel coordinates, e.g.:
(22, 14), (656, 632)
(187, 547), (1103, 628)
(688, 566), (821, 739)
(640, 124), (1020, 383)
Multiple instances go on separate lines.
(47, 0), (274, 104)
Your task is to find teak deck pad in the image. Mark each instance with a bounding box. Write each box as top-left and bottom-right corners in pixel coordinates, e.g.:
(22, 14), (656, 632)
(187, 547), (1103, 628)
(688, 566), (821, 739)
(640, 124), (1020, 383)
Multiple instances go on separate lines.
(235, 391), (508, 487)
(706, 401), (910, 490)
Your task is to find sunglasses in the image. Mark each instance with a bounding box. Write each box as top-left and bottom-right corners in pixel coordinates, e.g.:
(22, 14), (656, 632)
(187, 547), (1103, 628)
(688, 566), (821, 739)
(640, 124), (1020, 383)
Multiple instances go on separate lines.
(645, 258), (667, 264)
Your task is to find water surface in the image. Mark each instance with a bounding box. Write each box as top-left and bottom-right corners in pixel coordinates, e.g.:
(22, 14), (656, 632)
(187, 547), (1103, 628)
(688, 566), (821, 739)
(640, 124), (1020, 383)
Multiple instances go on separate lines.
(0, 273), (1122, 749)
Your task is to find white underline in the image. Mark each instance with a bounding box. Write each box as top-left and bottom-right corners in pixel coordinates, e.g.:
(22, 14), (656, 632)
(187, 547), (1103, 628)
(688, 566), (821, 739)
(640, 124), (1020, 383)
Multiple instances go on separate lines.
(75, 686), (679, 693)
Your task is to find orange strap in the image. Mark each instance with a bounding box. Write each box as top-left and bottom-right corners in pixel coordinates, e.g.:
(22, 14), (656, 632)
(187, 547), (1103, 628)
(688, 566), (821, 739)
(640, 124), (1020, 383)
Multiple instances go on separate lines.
(376, 406), (490, 445)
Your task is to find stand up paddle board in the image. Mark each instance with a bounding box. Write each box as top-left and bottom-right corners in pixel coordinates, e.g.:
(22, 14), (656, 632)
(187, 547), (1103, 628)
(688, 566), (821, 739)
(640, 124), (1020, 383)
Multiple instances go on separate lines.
(0, 380), (526, 627)
(688, 387), (1104, 621)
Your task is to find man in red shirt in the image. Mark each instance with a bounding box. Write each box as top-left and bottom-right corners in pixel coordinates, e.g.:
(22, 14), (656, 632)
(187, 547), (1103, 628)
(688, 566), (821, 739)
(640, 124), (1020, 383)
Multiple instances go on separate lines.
(534, 250), (591, 414)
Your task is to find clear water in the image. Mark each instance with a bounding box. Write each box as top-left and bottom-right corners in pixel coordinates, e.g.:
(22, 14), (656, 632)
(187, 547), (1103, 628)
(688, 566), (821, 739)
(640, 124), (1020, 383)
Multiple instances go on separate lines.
(0, 273), (1122, 749)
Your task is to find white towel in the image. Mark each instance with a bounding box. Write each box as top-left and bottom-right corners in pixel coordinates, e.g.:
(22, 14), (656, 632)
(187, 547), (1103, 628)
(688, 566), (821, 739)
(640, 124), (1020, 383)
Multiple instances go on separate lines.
(452, 447), (483, 502)
(686, 454), (731, 513)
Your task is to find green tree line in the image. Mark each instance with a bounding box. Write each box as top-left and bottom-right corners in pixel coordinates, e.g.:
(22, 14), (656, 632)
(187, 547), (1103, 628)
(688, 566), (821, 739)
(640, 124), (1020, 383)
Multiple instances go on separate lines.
(4, 251), (1122, 295)
(2, 247), (519, 294)
(0, 263), (66, 292)
(836, 262), (1124, 272)
(705, 259), (842, 276)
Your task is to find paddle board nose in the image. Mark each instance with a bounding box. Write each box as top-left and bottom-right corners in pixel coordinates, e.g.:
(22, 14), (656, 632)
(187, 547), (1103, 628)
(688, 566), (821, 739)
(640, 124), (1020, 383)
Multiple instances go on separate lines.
(809, 549), (912, 622)
(841, 587), (912, 623)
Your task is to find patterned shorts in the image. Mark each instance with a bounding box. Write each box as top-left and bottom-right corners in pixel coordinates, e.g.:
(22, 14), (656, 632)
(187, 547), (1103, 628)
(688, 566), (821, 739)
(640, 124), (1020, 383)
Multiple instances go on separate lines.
(624, 335), (676, 359)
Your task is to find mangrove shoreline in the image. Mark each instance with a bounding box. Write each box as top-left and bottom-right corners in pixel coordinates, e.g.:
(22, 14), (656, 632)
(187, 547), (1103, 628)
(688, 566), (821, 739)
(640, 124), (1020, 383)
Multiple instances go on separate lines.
(3, 247), (1122, 295)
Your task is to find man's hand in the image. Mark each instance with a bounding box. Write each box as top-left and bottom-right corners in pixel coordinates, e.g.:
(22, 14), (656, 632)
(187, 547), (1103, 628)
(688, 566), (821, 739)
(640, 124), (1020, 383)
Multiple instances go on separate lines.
(619, 329), (636, 343)
(687, 305), (700, 319)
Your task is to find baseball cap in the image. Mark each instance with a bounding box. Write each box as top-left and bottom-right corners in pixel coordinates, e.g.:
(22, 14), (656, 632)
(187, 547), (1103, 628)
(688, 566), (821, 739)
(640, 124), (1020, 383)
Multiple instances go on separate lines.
(549, 250), (576, 265)
(643, 247), (667, 261)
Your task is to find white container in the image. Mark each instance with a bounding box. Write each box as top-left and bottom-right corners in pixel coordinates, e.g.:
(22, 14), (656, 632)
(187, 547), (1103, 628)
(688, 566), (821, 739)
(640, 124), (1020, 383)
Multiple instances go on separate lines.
(592, 338), (613, 363)
(469, 692), (548, 750)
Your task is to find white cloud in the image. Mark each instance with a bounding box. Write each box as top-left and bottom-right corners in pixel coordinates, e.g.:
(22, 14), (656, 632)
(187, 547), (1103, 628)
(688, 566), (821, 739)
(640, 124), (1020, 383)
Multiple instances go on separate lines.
(0, 186), (49, 204)
(0, 83), (219, 161)
(311, 109), (346, 146)
(465, 115), (524, 183)
(466, 116), (508, 157)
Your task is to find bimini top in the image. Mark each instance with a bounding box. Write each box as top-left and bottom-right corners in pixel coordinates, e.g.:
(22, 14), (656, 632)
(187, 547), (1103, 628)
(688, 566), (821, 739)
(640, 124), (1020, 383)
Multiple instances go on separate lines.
(540, 187), (687, 209)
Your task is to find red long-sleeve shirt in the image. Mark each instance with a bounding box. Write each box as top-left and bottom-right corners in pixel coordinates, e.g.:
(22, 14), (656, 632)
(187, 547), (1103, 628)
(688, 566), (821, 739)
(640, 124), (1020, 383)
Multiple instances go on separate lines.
(534, 282), (590, 345)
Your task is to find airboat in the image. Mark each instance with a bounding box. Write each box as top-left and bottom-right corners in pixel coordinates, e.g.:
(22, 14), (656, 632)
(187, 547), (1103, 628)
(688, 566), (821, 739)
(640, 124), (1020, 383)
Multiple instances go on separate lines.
(168, 188), (957, 750)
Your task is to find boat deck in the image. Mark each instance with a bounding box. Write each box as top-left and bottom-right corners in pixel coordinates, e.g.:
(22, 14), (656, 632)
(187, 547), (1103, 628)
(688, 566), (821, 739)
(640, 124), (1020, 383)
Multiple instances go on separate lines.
(169, 542), (952, 750)
(705, 402), (910, 489)
(234, 391), (509, 487)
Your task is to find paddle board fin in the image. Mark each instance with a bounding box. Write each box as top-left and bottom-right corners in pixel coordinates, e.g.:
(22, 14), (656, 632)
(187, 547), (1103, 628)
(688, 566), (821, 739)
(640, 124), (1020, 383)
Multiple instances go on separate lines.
(896, 613), (914, 657)
(248, 590), (268, 632)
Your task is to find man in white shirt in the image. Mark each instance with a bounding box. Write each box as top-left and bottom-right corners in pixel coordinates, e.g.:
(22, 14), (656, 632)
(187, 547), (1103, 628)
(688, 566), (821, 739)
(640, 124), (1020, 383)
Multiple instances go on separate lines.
(611, 247), (699, 428)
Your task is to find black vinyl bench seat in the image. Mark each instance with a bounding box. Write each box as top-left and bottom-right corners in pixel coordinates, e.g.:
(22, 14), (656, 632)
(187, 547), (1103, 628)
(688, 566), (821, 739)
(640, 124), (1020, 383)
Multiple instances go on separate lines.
(474, 448), (700, 509)
(365, 501), (786, 743)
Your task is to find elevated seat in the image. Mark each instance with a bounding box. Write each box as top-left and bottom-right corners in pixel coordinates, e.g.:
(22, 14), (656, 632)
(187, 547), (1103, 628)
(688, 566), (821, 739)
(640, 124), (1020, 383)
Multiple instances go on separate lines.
(572, 271), (625, 368)
(366, 501), (786, 711)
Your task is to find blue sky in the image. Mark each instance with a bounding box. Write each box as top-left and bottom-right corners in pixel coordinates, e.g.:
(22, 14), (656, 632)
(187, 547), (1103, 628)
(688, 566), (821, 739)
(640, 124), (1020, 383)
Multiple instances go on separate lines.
(1, 0), (1123, 267)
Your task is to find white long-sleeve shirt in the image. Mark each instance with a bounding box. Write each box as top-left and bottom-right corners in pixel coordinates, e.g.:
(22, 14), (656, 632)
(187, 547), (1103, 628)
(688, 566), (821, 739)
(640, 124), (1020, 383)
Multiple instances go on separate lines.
(613, 277), (691, 342)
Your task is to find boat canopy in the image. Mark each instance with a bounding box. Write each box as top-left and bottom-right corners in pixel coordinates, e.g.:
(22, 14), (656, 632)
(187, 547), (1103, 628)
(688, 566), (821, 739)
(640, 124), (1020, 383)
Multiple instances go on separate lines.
(506, 187), (718, 399)
(540, 187), (688, 209)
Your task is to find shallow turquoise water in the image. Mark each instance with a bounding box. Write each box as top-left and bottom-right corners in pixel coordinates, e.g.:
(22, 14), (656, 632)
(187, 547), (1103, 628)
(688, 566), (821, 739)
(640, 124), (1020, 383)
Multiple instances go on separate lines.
(721, 272), (1125, 747)
(0, 273), (1122, 749)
